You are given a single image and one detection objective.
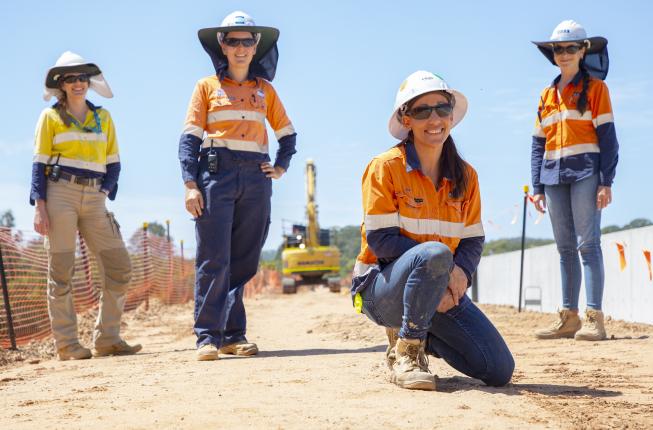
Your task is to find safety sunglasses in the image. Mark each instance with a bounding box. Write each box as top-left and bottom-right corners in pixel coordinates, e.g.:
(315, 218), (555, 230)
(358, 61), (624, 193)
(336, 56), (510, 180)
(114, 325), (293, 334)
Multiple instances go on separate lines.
(407, 103), (453, 120)
(552, 44), (583, 55)
(223, 37), (257, 48)
(61, 74), (91, 84)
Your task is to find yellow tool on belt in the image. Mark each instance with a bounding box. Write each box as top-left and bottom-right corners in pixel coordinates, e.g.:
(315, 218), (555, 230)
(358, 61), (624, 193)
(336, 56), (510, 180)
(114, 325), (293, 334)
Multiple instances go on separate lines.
(354, 292), (363, 314)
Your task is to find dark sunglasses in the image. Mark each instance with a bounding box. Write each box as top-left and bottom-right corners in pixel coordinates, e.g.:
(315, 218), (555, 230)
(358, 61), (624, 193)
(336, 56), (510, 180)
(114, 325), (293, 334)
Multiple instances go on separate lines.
(61, 74), (90, 84)
(552, 44), (583, 55)
(407, 103), (453, 120)
(223, 37), (257, 48)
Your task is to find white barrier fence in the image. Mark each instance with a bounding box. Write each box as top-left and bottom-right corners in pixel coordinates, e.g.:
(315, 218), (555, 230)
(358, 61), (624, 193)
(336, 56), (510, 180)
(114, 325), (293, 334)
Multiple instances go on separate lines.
(476, 226), (653, 324)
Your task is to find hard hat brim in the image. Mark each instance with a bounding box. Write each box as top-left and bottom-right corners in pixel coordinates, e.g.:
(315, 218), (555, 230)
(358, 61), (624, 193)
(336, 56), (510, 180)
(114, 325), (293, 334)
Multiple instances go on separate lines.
(388, 89), (468, 140)
(532, 36), (607, 65)
(198, 25), (280, 64)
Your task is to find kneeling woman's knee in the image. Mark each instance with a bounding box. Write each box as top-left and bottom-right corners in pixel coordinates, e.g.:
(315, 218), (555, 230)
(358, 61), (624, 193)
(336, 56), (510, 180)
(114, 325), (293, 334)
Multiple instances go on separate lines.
(414, 242), (453, 275)
(485, 351), (515, 387)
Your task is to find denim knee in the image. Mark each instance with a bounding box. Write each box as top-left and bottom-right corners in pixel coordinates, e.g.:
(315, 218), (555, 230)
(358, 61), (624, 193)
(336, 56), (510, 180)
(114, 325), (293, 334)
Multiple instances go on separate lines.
(414, 242), (453, 276)
(484, 352), (515, 387)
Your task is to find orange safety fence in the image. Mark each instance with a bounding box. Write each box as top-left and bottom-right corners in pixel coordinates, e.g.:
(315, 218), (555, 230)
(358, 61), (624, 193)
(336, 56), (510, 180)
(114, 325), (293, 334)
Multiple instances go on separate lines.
(0, 226), (280, 349)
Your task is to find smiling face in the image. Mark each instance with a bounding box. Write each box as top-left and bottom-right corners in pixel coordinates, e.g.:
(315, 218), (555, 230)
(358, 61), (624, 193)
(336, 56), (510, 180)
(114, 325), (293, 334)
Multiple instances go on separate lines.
(552, 42), (586, 73)
(402, 91), (453, 149)
(59, 73), (90, 99)
(220, 31), (257, 68)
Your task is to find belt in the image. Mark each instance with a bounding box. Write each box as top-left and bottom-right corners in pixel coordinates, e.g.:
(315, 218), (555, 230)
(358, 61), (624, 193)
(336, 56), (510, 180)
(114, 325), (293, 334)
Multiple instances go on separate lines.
(49, 171), (104, 187)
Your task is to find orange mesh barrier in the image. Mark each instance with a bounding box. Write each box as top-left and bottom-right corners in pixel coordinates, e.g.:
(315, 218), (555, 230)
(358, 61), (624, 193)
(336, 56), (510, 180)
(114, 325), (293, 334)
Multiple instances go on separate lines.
(0, 226), (279, 348)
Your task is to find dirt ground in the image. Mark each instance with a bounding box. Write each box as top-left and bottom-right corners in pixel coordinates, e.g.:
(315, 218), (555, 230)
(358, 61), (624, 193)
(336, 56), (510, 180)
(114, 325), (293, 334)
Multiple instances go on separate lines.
(1, 289), (652, 430)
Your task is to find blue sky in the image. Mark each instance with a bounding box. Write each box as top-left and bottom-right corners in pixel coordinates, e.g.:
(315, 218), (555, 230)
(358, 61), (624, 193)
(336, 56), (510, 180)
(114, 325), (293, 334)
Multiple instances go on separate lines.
(1, 1), (651, 254)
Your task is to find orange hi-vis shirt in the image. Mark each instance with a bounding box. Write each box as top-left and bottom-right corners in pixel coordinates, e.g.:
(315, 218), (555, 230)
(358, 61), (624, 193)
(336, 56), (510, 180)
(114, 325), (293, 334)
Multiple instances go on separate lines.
(353, 142), (484, 289)
(183, 75), (294, 155)
(531, 72), (619, 194)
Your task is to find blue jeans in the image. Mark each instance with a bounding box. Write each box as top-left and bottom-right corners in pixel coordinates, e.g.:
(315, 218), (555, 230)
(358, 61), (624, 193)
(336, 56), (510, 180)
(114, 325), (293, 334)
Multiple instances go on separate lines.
(545, 174), (604, 310)
(193, 150), (272, 348)
(361, 242), (514, 387)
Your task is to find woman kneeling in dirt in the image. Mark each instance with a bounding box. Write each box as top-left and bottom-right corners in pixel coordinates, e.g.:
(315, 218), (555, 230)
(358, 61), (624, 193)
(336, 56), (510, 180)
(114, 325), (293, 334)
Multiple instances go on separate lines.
(351, 71), (514, 391)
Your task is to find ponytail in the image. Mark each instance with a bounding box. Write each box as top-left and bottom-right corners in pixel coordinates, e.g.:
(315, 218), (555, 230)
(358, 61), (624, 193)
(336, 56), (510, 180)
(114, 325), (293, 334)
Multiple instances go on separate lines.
(576, 64), (591, 115)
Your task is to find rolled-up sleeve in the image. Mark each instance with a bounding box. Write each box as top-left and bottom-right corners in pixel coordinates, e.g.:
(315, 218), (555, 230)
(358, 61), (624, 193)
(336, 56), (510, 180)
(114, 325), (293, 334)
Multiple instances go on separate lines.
(179, 81), (207, 183)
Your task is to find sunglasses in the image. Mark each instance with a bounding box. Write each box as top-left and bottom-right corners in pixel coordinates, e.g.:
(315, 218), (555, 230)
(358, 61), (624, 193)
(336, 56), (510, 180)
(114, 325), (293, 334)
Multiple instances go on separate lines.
(407, 103), (453, 120)
(552, 44), (583, 55)
(61, 74), (90, 84)
(223, 37), (257, 48)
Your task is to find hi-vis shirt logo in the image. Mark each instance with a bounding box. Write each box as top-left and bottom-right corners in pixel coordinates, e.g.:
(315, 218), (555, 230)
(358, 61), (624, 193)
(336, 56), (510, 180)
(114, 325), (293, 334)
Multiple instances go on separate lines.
(215, 89), (226, 98)
(257, 89), (265, 98)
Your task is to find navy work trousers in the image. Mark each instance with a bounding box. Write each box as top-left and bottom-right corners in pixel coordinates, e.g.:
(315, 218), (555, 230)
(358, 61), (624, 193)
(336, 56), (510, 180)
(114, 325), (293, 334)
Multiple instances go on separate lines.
(193, 150), (272, 348)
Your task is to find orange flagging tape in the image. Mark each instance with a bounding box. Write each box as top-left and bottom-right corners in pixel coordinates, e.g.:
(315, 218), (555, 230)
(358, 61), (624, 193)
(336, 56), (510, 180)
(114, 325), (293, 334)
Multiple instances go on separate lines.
(615, 242), (627, 272)
(644, 249), (652, 281)
(0, 227), (279, 348)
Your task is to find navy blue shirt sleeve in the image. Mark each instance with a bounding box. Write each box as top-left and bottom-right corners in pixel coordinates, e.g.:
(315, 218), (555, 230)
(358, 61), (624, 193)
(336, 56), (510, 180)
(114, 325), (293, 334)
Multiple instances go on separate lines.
(273, 133), (297, 172)
(178, 133), (203, 183)
(366, 226), (420, 265)
(30, 162), (47, 205)
(596, 122), (619, 186)
(454, 236), (485, 286)
(531, 136), (546, 195)
(101, 162), (121, 200)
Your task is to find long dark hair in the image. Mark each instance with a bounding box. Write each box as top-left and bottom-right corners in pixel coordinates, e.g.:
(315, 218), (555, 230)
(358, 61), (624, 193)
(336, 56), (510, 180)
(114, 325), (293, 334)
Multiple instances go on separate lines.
(54, 84), (73, 127)
(576, 62), (591, 115)
(403, 91), (469, 198)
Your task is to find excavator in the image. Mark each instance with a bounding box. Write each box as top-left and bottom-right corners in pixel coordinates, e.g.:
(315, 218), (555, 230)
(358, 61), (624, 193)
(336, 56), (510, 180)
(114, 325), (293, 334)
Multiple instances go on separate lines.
(281, 159), (341, 294)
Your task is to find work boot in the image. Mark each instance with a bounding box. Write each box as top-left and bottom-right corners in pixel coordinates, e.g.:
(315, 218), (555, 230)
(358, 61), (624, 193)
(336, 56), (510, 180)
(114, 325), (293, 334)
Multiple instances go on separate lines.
(391, 338), (436, 391)
(534, 309), (581, 339)
(219, 340), (259, 356)
(385, 327), (399, 369)
(196, 343), (219, 361)
(93, 339), (142, 357)
(575, 309), (607, 341)
(57, 343), (92, 361)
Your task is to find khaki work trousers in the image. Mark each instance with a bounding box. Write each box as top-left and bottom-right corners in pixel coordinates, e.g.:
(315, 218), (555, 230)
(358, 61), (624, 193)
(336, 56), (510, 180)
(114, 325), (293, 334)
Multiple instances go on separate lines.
(44, 180), (132, 350)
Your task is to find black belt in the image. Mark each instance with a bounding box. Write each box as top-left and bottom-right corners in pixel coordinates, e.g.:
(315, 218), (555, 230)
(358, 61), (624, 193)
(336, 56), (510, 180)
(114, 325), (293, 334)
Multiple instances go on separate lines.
(49, 171), (104, 187)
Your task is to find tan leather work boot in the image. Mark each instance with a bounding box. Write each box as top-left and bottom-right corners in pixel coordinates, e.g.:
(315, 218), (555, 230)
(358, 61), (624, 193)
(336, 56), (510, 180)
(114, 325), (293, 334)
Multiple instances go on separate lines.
(534, 309), (581, 339)
(196, 343), (219, 361)
(385, 327), (399, 369)
(57, 343), (92, 361)
(219, 340), (259, 356)
(391, 338), (436, 391)
(93, 339), (142, 357)
(575, 309), (607, 341)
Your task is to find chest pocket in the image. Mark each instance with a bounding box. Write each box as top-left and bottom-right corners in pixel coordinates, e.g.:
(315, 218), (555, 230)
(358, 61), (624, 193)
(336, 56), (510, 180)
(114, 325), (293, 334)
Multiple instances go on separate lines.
(395, 190), (424, 217)
(249, 88), (267, 112)
(444, 199), (466, 223)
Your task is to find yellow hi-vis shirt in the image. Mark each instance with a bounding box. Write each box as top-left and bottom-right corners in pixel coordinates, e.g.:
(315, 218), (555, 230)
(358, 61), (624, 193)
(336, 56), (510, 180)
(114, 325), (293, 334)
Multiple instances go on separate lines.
(33, 106), (119, 173)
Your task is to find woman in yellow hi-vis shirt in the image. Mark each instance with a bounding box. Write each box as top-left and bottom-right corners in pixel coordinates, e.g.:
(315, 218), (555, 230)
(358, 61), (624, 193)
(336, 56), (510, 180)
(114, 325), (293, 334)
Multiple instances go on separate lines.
(31, 51), (141, 360)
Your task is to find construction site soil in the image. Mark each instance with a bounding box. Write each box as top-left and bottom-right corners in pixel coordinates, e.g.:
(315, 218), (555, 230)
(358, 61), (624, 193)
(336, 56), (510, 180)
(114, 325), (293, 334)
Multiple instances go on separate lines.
(1, 289), (652, 429)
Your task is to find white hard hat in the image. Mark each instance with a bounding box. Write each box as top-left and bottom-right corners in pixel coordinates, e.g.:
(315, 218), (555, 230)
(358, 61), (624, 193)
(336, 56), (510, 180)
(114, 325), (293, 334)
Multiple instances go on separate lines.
(532, 20), (608, 65)
(43, 51), (113, 101)
(388, 71), (468, 140)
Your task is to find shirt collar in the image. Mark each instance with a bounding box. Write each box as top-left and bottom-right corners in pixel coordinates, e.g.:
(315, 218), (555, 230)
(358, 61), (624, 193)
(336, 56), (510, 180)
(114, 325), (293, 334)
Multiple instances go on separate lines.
(551, 70), (584, 88)
(404, 140), (421, 173)
(403, 140), (453, 182)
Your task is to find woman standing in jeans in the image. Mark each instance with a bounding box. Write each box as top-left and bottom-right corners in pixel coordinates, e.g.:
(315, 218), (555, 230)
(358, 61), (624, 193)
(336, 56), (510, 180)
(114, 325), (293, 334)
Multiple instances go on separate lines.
(351, 71), (514, 391)
(531, 20), (619, 341)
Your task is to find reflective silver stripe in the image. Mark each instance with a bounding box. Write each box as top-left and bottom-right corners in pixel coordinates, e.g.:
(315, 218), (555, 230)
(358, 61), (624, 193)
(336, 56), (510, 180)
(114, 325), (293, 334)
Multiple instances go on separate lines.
(461, 223), (485, 238)
(207, 110), (266, 124)
(540, 109), (592, 128)
(353, 261), (377, 278)
(593, 113), (614, 127)
(274, 124), (296, 140)
(399, 216), (465, 238)
(544, 143), (600, 160)
(533, 125), (545, 138)
(201, 138), (267, 153)
(106, 154), (120, 164)
(364, 213), (400, 230)
(53, 131), (107, 145)
(183, 124), (205, 139)
(33, 154), (106, 173)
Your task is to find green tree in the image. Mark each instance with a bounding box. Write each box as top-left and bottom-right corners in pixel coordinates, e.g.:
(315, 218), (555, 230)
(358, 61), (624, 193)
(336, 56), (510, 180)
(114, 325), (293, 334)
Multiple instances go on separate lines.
(623, 218), (653, 230)
(147, 221), (167, 238)
(0, 210), (15, 228)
